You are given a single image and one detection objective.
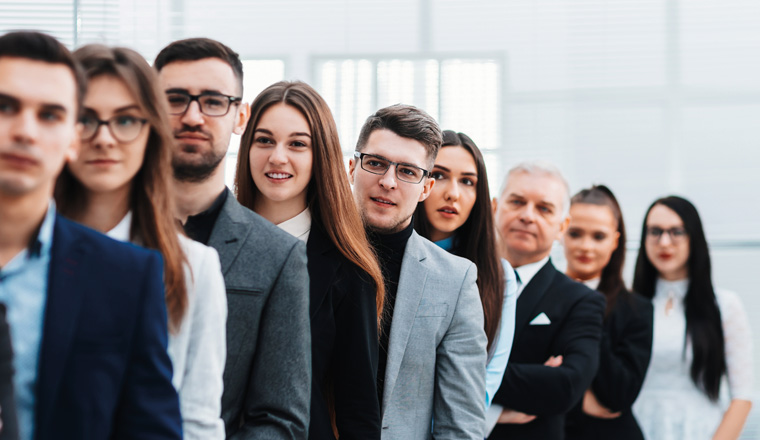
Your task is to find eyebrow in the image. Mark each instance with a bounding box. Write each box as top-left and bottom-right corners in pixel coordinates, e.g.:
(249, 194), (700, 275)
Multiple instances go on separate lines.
(434, 164), (477, 176)
(164, 88), (231, 96)
(0, 92), (68, 114)
(254, 128), (312, 138)
(367, 152), (424, 169)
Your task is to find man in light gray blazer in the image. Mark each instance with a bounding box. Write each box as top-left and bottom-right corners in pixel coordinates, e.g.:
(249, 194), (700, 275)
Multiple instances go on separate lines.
(349, 104), (487, 439)
(155, 38), (311, 439)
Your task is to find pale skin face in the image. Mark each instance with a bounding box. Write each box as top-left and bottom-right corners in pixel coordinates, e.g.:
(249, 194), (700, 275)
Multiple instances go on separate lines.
(0, 57), (79, 198)
(493, 171), (569, 268)
(157, 58), (248, 181)
(563, 203), (620, 282)
(67, 75), (149, 204)
(644, 204), (690, 281)
(423, 145), (478, 242)
(249, 103), (313, 224)
(349, 129), (435, 234)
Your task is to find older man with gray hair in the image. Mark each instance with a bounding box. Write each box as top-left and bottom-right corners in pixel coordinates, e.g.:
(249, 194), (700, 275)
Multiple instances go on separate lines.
(487, 161), (605, 440)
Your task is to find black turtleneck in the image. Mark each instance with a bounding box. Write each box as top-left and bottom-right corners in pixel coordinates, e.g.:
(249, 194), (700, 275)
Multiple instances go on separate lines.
(369, 220), (414, 407)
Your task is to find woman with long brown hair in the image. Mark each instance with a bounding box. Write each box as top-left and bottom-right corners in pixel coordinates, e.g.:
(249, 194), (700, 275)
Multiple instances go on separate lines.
(56, 44), (227, 439)
(235, 80), (384, 439)
(413, 130), (516, 415)
(562, 185), (653, 440)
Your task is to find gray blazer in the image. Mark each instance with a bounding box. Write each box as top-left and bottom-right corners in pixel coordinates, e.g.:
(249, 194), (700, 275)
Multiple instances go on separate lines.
(381, 231), (487, 440)
(209, 190), (311, 439)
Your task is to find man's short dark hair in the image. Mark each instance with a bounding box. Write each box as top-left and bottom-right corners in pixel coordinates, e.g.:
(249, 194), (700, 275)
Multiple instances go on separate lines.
(0, 31), (87, 112)
(355, 104), (443, 167)
(154, 38), (244, 95)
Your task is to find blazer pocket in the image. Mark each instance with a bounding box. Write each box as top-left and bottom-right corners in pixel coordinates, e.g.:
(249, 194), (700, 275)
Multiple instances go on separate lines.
(227, 287), (264, 296)
(415, 302), (449, 318)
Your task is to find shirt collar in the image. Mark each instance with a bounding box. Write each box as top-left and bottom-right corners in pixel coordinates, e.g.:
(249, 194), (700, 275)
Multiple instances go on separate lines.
(277, 208), (312, 243)
(655, 277), (689, 300)
(106, 211), (133, 243)
(32, 200), (56, 258)
(583, 277), (601, 291)
(514, 255), (550, 289)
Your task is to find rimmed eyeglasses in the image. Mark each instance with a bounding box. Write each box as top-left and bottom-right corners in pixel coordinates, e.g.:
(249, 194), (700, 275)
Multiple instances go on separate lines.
(353, 151), (429, 184)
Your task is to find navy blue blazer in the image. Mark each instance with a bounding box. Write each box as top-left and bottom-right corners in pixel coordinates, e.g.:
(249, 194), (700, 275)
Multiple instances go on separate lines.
(34, 215), (181, 440)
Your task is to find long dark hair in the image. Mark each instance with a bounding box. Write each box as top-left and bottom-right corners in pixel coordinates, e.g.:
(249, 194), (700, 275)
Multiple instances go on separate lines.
(633, 196), (725, 401)
(235, 81), (385, 323)
(57, 45), (188, 333)
(570, 185), (627, 317)
(414, 130), (504, 352)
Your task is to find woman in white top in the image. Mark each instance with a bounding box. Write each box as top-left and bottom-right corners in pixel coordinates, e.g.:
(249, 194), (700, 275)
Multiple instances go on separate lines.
(55, 45), (227, 440)
(631, 196), (753, 440)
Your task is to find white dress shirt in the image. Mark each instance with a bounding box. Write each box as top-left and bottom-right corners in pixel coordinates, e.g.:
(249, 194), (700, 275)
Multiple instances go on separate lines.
(277, 208), (311, 243)
(108, 212), (228, 440)
(513, 256), (550, 298)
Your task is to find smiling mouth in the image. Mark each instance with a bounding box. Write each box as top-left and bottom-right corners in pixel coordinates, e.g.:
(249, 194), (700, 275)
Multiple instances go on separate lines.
(438, 207), (458, 215)
(266, 172), (293, 180)
(371, 197), (396, 206)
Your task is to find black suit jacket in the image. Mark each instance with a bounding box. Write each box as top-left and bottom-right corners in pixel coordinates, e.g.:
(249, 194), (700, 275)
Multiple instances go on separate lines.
(306, 221), (380, 440)
(565, 290), (653, 440)
(0, 304), (17, 440)
(489, 259), (605, 440)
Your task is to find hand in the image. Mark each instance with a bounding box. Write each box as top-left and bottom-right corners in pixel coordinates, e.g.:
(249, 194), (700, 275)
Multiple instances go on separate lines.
(582, 389), (621, 419)
(544, 355), (563, 367)
(498, 408), (537, 424)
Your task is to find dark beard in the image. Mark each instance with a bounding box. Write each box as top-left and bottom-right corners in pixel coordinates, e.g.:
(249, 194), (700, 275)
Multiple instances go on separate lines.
(172, 147), (226, 183)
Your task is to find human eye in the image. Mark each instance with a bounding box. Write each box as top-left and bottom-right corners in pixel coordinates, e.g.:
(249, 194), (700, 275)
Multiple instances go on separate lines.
(0, 97), (19, 115)
(461, 177), (476, 186)
(567, 229), (582, 239)
(114, 115), (139, 127)
(201, 95), (226, 109)
(166, 93), (188, 106)
(647, 226), (663, 237)
(671, 227), (687, 237)
(593, 232), (607, 241)
(254, 136), (274, 145)
(509, 198), (525, 206)
(430, 171), (445, 180)
(364, 157), (388, 171)
(398, 166), (420, 178)
(291, 140), (309, 148)
(538, 205), (552, 214)
(39, 108), (64, 122)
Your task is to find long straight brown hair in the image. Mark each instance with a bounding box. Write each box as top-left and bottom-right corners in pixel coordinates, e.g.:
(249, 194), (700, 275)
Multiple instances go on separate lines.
(414, 131), (505, 352)
(235, 80), (385, 322)
(56, 44), (188, 332)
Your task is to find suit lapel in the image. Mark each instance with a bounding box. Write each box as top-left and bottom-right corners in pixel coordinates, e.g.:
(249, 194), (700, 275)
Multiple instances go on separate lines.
(514, 260), (556, 341)
(37, 216), (87, 428)
(207, 190), (253, 276)
(382, 232), (428, 414)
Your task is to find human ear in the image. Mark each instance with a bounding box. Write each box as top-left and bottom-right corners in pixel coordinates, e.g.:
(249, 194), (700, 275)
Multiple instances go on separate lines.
(233, 102), (250, 135)
(418, 177), (435, 202)
(348, 159), (356, 185)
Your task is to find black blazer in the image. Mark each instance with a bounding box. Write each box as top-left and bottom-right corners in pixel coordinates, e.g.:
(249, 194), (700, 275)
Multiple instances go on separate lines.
(306, 221), (381, 440)
(0, 304), (17, 440)
(565, 290), (654, 440)
(489, 260), (605, 440)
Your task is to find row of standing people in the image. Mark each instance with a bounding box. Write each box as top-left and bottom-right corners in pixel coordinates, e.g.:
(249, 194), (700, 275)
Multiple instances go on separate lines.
(0, 30), (753, 440)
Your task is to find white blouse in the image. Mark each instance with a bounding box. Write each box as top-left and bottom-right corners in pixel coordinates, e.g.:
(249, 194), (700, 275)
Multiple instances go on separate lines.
(633, 278), (753, 440)
(276, 208), (311, 243)
(108, 213), (228, 440)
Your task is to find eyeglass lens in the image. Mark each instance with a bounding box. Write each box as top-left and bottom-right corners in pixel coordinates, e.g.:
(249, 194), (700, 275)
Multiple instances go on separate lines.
(361, 154), (425, 183)
(81, 115), (145, 142)
(166, 93), (235, 116)
(646, 226), (687, 241)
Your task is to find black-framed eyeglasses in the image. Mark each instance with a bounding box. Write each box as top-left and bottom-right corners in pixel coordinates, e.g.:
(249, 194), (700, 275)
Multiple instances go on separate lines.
(165, 91), (242, 117)
(80, 113), (148, 142)
(353, 151), (429, 184)
(646, 226), (688, 243)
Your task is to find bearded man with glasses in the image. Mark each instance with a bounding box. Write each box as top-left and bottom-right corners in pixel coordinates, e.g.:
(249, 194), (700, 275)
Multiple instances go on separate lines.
(155, 38), (311, 440)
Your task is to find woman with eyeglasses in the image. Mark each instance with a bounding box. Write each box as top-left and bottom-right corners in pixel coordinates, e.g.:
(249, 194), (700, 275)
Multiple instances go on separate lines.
(561, 185), (653, 440)
(631, 196), (753, 440)
(413, 130), (516, 428)
(234, 81), (384, 439)
(56, 45), (227, 439)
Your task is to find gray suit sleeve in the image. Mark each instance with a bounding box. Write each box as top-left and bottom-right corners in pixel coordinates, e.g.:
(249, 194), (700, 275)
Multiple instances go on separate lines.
(229, 241), (311, 440)
(432, 263), (487, 440)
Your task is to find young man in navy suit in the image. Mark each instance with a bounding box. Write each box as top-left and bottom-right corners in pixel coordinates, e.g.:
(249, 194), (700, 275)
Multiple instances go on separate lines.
(0, 31), (181, 440)
(488, 162), (605, 440)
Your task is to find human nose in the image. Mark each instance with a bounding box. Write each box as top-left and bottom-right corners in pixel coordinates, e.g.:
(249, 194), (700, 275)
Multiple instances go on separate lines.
(444, 181), (460, 201)
(378, 164), (398, 190)
(179, 99), (204, 126)
(90, 121), (117, 148)
(657, 230), (674, 245)
(268, 143), (288, 165)
(518, 203), (536, 223)
(9, 109), (40, 144)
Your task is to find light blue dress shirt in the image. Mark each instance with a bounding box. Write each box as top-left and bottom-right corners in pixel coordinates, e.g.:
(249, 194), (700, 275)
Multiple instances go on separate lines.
(432, 237), (517, 408)
(0, 202), (55, 440)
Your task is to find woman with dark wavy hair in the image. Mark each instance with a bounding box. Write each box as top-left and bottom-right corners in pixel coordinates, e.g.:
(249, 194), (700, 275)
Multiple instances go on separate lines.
(235, 80), (384, 439)
(57, 44), (227, 439)
(632, 196), (753, 439)
(562, 185), (653, 440)
(414, 130), (516, 417)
